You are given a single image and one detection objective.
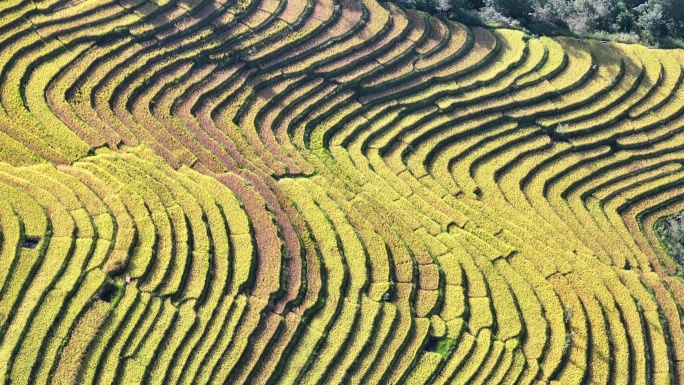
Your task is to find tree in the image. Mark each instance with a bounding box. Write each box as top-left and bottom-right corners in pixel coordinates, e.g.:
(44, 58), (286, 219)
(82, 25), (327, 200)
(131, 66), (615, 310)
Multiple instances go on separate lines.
(483, 0), (533, 20)
(636, 1), (665, 37)
(657, 0), (684, 36)
(616, 9), (635, 32)
(433, 0), (453, 12)
(529, 0), (572, 26)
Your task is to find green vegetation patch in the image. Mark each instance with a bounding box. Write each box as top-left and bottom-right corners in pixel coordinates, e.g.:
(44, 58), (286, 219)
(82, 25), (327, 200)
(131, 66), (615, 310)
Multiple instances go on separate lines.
(424, 336), (458, 359)
(654, 212), (684, 270)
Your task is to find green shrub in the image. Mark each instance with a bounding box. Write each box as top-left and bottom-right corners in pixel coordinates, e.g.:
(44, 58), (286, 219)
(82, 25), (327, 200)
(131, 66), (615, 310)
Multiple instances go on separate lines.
(654, 213), (684, 270)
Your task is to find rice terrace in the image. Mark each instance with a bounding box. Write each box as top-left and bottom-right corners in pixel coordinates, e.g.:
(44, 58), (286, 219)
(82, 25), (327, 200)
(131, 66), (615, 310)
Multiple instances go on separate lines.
(4, 0), (684, 383)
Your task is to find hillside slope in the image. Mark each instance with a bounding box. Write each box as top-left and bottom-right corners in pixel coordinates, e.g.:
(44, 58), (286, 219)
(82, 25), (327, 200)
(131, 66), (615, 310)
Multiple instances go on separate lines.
(0, 0), (683, 383)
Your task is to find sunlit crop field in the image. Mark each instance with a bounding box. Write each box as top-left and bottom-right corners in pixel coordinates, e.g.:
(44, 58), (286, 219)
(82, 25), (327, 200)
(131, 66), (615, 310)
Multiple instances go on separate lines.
(0, 0), (683, 383)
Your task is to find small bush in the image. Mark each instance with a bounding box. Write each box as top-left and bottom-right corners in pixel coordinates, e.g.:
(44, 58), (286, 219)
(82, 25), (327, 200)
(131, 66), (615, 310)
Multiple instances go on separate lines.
(654, 213), (684, 270)
(424, 337), (457, 358)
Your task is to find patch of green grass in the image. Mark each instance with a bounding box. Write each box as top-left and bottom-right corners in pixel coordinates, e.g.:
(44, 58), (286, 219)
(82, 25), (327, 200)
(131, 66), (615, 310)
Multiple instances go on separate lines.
(425, 337), (457, 359)
(435, 338), (457, 358)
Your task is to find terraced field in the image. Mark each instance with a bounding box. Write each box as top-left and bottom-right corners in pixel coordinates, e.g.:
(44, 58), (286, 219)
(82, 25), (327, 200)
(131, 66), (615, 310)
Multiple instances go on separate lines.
(2, 0), (684, 383)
